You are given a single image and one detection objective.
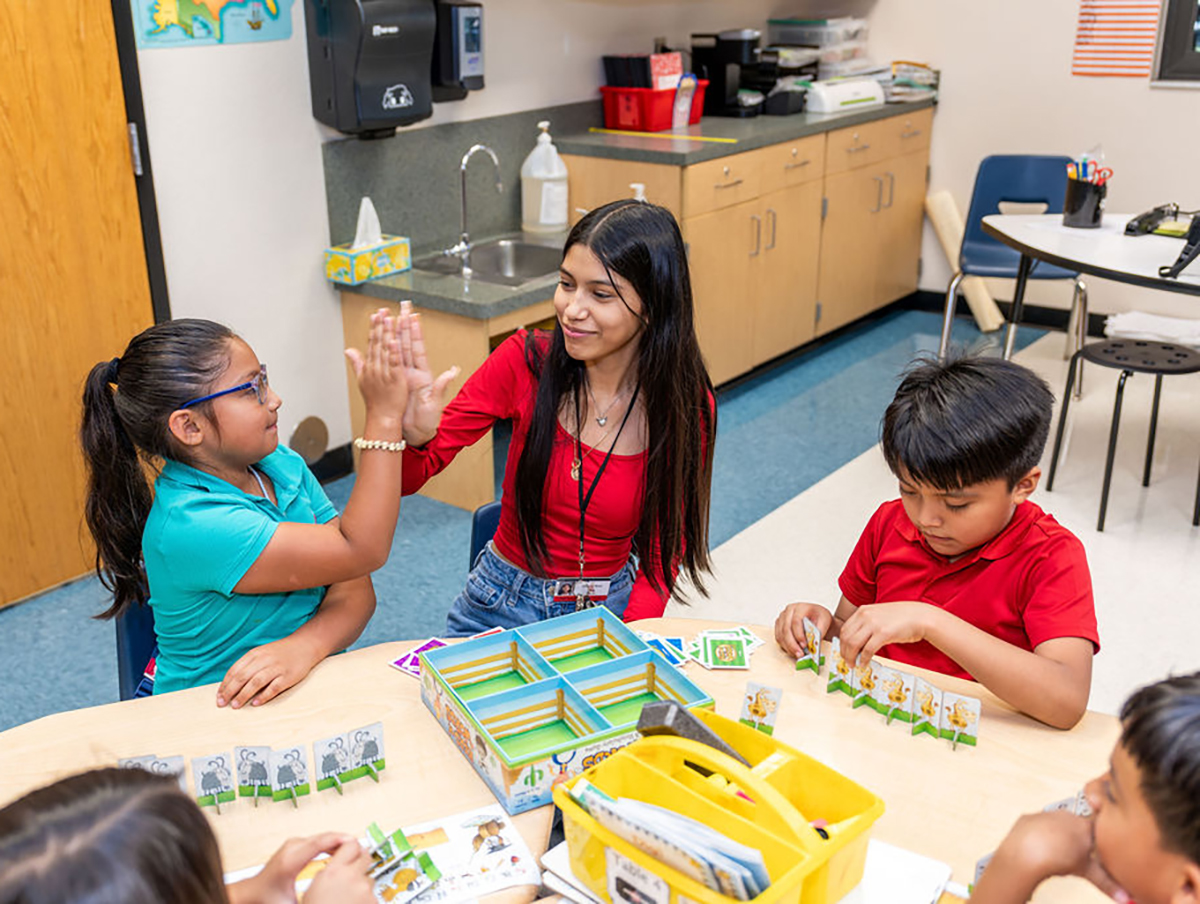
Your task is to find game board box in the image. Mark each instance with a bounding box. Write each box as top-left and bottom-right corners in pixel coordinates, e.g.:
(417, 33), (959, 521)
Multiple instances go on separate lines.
(420, 607), (713, 815)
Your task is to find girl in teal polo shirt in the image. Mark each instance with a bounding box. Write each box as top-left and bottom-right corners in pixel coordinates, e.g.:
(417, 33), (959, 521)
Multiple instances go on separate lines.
(80, 308), (416, 706)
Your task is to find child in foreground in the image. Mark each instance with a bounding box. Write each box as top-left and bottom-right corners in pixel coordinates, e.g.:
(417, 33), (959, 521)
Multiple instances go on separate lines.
(973, 672), (1200, 904)
(775, 356), (1098, 728)
(81, 309), (408, 703)
(0, 767), (373, 903)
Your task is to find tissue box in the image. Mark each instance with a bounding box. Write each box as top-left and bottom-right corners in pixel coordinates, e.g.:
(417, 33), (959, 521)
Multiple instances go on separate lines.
(324, 235), (411, 286)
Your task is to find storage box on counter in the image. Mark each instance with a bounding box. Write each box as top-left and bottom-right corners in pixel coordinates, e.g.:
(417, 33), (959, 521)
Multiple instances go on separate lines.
(324, 235), (411, 286)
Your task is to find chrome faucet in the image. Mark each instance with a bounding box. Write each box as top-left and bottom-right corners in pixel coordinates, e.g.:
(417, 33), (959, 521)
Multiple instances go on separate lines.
(445, 144), (503, 272)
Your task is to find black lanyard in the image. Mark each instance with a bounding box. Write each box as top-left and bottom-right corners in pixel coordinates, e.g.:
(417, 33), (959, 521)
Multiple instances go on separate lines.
(574, 380), (641, 590)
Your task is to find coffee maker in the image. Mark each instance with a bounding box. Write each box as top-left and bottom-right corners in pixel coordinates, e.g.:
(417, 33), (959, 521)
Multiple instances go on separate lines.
(690, 29), (762, 117)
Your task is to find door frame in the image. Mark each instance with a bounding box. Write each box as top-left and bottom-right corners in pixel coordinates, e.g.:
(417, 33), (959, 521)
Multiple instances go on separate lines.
(108, 0), (171, 323)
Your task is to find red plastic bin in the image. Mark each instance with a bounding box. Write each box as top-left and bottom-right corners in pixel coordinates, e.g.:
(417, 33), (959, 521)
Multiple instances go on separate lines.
(599, 80), (708, 132)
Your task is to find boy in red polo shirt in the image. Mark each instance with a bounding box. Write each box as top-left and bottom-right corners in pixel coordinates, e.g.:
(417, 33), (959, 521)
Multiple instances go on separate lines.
(775, 356), (1097, 728)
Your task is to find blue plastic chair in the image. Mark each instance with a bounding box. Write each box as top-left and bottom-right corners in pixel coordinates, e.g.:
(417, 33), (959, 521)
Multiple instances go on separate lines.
(938, 155), (1089, 374)
(468, 500), (503, 569)
(116, 601), (156, 701)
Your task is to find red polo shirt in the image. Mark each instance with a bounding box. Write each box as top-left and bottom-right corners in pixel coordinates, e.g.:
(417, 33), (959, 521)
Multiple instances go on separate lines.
(838, 499), (1098, 680)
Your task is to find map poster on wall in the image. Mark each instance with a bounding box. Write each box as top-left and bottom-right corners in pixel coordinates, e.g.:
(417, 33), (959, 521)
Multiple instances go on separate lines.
(131, 0), (293, 49)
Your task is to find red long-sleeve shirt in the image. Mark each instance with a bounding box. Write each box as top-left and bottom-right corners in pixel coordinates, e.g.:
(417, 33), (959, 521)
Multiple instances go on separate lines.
(402, 331), (671, 620)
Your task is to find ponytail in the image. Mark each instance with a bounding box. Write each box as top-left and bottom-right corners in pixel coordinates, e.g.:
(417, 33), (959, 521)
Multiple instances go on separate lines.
(81, 362), (152, 618)
(79, 319), (236, 620)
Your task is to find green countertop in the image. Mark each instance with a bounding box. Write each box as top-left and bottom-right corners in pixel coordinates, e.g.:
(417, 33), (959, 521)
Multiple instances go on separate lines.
(555, 98), (936, 166)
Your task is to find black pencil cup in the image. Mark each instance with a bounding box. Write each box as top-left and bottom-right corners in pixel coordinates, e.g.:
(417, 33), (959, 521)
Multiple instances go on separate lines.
(1063, 179), (1106, 228)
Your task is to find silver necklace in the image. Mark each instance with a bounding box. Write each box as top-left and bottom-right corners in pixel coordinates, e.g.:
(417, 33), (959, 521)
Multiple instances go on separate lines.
(248, 466), (267, 497)
(585, 379), (627, 427)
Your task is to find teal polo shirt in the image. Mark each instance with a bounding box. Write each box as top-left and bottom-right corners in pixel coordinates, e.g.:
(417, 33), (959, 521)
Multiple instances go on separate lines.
(142, 446), (338, 694)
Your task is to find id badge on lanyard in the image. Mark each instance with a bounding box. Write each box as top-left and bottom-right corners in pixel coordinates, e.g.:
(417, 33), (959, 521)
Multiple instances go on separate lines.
(552, 579), (612, 609)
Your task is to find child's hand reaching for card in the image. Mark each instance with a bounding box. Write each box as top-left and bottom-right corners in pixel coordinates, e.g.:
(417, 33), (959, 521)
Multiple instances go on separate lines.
(228, 832), (373, 904)
(774, 603), (833, 658)
(837, 601), (937, 669)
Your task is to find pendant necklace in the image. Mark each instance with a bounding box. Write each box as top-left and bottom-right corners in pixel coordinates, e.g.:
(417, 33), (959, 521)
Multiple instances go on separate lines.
(585, 376), (627, 428)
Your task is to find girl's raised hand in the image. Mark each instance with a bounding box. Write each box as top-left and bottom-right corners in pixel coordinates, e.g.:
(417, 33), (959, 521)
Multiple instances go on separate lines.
(397, 300), (459, 447)
(345, 308), (407, 424)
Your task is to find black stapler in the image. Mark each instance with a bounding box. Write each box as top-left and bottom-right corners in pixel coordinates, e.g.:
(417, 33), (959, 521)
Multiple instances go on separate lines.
(1159, 216), (1200, 279)
(1125, 204), (1179, 236)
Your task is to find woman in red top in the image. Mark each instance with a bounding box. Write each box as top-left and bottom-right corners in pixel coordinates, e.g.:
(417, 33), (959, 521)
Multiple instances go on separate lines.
(399, 200), (716, 635)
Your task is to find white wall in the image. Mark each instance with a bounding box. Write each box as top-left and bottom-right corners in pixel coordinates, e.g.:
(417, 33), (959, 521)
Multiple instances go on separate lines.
(867, 1), (1200, 316)
(137, 0), (795, 449)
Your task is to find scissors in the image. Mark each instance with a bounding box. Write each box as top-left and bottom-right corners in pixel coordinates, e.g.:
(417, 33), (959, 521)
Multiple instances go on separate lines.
(1093, 167), (1113, 186)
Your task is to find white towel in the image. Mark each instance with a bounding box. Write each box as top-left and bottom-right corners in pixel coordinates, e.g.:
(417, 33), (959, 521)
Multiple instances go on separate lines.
(1105, 311), (1200, 347)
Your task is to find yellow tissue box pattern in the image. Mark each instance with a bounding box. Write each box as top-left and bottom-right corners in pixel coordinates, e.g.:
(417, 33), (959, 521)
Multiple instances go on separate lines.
(324, 236), (411, 285)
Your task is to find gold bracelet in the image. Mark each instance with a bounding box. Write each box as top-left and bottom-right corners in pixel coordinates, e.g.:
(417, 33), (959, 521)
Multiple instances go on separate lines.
(354, 437), (406, 452)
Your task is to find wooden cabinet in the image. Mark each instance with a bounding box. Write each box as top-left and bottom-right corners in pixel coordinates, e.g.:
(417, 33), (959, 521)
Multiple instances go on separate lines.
(684, 179), (823, 384)
(564, 106), (933, 383)
(816, 110), (932, 338)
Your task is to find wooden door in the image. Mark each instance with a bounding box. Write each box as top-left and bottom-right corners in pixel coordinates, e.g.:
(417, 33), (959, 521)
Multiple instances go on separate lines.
(683, 200), (758, 385)
(754, 182), (823, 363)
(815, 165), (883, 337)
(0, 2), (154, 605)
(874, 150), (929, 308)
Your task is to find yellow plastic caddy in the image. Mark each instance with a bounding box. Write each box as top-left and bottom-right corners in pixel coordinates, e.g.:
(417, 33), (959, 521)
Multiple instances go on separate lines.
(553, 708), (884, 904)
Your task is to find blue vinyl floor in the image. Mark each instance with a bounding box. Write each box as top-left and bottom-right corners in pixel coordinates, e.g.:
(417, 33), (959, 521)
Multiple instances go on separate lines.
(0, 309), (1043, 731)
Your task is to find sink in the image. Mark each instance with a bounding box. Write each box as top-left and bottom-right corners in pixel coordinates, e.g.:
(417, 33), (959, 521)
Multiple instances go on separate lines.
(414, 237), (562, 287)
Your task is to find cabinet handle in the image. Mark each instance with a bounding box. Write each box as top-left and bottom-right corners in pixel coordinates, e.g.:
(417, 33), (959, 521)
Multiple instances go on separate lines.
(900, 128), (923, 139)
(715, 178), (744, 190)
(870, 176), (883, 213)
(750, 214), (762, 257)
(784, 159), (811, 170)
(885, 172), (895, 209)
(847, 143), (872, 153)
(766, 208), (777, 250)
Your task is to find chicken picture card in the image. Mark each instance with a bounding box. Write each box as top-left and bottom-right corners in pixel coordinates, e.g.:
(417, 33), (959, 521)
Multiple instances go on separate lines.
(794, 617), (824, 674)
(939, 692), (981, 749)
(826, 637), (856, 697)
(911, 677), (942, 739)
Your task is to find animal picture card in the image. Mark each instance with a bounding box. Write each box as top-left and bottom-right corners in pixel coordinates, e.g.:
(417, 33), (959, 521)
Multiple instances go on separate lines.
(192, 753), (235, 811)
(852, 660), (882, 711)
(740, 683), (782, 735)
(704, 635), (749, 669)
(350, 722), (387, 779)
(911, 677), (942, 739)
(270, 746), (311, 803)
(826, 638), (856, 697)
(148, 755), (188, 792)
(794, 617), (824, 674)
(235, 746), (272, 800)
(875, 668), (915, 725)
(314, 733), (353, 792)
(391, 638), (449, 679)
(939, 692), (981, 749)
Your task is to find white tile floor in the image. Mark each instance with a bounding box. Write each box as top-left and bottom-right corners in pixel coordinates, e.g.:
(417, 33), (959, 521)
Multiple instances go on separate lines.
(668, 331), (1200, 716)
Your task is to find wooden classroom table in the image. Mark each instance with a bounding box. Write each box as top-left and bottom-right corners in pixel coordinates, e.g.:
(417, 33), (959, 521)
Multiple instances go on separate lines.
(0, 618), (1120, 903)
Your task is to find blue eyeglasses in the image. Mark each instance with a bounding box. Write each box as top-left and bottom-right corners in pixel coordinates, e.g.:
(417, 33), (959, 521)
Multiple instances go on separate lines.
(180, 364), (269, 409)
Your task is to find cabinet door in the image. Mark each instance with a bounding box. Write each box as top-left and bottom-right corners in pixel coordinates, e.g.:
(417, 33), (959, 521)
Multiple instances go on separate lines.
(815, 165), (885, 337)
(874, 150), (929, 308)
(755, 182), (823, 362)
(683, 199), (759, 384)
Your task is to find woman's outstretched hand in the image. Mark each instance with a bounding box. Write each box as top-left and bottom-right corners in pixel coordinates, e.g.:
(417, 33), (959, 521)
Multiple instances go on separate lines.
(397, 300), (459, 447)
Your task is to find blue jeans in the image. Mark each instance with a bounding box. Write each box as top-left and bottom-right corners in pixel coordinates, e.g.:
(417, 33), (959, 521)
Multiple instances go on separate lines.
(444, 542), (635, 637)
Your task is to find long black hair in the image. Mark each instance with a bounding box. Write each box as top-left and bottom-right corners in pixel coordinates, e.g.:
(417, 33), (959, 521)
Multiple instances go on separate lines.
(80, 319), (235, 619)
(0, 767), (228, 904)
(513, 199), (715, 599)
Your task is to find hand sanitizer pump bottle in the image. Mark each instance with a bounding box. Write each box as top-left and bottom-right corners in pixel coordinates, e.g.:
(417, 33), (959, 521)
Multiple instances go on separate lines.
(520, 121), (569, 233)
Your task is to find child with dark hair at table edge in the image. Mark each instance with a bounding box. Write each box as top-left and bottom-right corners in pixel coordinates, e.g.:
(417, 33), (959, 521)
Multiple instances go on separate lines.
(775, 355), (1098, 729)
(973, 671), (1200, 904)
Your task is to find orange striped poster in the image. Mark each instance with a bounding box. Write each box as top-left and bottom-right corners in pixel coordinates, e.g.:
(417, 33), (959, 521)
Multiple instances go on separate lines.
(1072, 0), (1161, 77)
